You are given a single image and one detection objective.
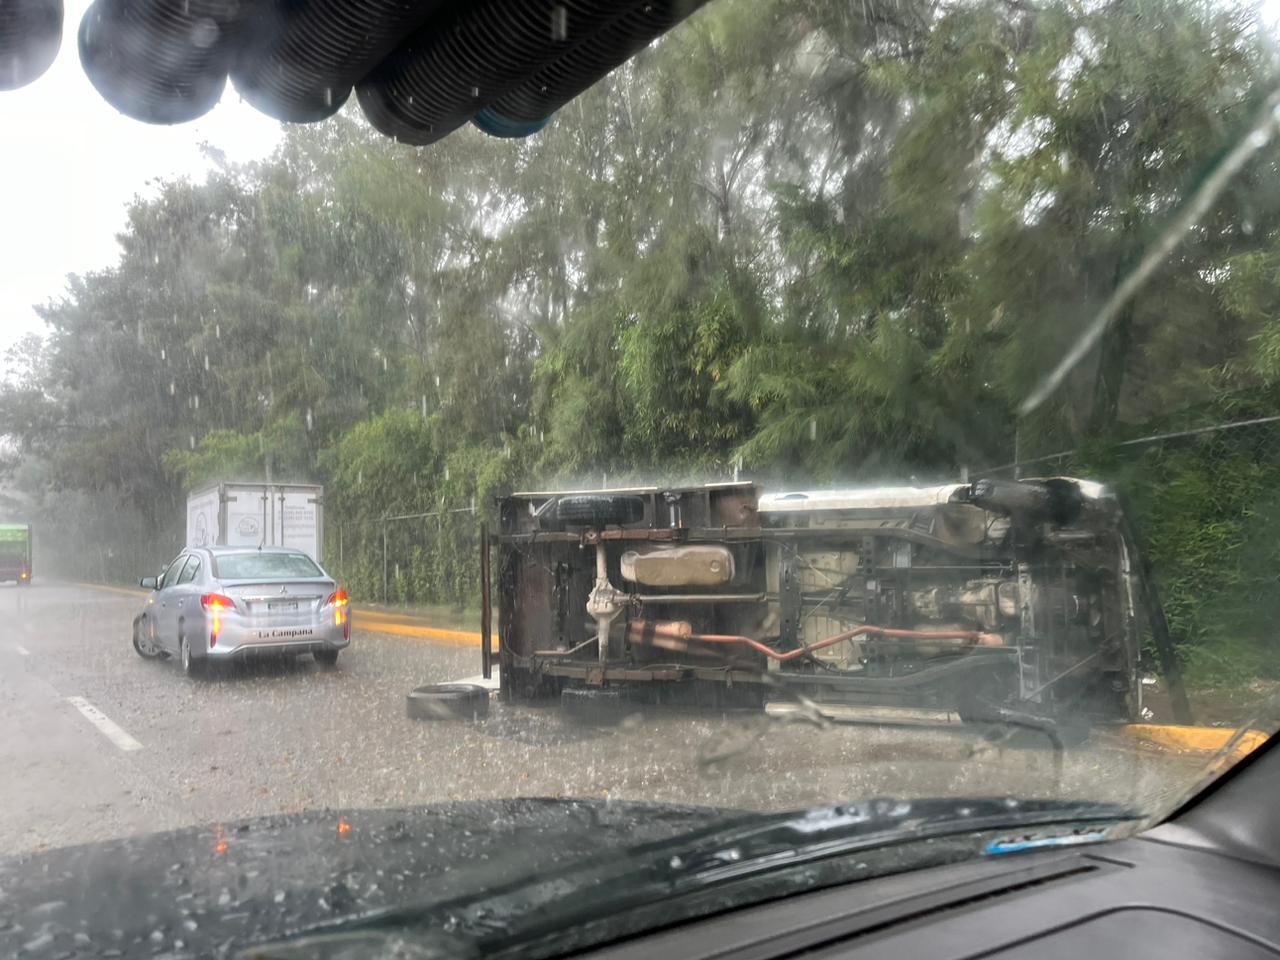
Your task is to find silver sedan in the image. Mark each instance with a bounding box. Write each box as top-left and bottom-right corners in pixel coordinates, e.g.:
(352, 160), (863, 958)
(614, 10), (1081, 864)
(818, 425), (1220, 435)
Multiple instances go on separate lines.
(131, 546), (351, 676)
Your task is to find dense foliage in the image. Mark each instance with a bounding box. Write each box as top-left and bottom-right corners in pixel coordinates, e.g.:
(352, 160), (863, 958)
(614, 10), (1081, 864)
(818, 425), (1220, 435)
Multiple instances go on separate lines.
(4, 0), (1280, 682)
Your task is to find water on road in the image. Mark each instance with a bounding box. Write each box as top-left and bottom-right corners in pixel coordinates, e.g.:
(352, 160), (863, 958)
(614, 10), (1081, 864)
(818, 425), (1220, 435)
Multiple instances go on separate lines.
(0, 582), (1206, 856)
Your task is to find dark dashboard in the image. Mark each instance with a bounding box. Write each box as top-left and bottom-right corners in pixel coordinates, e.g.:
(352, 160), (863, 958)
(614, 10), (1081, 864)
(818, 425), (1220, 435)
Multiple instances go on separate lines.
(581, 740), (1280, 960)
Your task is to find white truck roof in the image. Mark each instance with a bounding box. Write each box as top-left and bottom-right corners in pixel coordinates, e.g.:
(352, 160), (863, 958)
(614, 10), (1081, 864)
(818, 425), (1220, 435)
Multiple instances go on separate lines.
(758, 477), (1112, 513)
(758, 485), (970, 513)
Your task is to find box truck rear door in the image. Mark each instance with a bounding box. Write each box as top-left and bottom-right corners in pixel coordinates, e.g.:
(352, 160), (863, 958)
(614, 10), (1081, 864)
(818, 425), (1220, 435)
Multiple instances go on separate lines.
(275, 487), (320, 560)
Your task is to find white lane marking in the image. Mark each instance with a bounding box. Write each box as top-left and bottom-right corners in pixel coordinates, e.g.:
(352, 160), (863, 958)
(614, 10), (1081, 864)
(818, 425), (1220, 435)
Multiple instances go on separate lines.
(13, 643), (30, 656)
(66, 696), (143, 752)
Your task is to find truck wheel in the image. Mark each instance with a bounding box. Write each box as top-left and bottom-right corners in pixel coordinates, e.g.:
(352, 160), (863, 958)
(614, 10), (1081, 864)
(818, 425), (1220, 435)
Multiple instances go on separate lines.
(179, 633), (206, 679)
(556, 494), (645, 526)
(314, 649), (339, 669)
(406, 683), (489, 721)
(132, 617), (162, 660)
(561, 686), (630, 726)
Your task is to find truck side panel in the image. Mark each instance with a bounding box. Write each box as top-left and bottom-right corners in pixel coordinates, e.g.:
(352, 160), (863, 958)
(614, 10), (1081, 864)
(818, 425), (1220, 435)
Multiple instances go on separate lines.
(186, 488), (221, 548)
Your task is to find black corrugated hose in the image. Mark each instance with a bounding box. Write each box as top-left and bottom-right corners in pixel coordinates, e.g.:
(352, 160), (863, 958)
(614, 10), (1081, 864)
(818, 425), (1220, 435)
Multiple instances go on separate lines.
(6, 0), (706, 141)
(79, 0), (243, 123)
(230, 0), (454, 123)
(476, 0), (706, 136)
(1, 0), (63, 91)
(356, 0), (706, 145)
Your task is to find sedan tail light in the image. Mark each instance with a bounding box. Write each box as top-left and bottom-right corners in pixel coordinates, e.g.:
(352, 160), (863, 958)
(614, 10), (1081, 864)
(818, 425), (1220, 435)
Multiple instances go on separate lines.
(202, 593), (235, 648)
(326, 588), (350, 632)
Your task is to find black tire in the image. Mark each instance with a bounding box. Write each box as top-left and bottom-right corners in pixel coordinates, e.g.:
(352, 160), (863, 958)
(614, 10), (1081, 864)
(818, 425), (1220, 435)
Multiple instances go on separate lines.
(179, 633), (206, 679)
(132, 617), (163, 660)
(556, 494), (645, 527)
(314, 649), (339, 668)
(406, 683), (489, 721)
(561, 685), (630, 726)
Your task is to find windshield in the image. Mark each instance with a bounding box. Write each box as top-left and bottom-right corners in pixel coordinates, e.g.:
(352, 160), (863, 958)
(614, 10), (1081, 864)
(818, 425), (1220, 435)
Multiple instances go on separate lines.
(212, 551), (324, 580)
(2, 0), (1279, 953)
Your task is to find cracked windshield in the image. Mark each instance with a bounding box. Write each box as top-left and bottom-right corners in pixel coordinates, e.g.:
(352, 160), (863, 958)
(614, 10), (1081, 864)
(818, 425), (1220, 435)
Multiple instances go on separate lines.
(2, 0), (1280, 955)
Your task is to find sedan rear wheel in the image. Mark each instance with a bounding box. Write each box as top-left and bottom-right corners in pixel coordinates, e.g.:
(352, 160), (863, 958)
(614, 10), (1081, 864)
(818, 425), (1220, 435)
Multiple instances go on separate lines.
(313, 648), (339, 668)
(179, 633), (205, 679)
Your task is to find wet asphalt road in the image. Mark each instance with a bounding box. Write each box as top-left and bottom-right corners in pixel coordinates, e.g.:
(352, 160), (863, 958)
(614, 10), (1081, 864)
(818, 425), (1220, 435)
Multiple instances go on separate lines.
(0, 582), (1209, 857)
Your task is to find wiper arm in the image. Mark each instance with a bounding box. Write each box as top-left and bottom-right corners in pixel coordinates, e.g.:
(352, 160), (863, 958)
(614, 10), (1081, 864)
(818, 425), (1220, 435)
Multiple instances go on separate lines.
(245, 797), (1140, 960)
(632, 796), (1135, 887)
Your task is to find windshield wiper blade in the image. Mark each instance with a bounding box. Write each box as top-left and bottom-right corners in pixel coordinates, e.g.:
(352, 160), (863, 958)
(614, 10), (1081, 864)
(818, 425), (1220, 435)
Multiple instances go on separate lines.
(245, 797), (1140, 960)
(622, 796), (1137, 887)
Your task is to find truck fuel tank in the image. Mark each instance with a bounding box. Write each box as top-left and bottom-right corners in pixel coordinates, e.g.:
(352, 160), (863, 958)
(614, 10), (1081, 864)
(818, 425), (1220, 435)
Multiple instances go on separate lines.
(620, 545), (735, 587)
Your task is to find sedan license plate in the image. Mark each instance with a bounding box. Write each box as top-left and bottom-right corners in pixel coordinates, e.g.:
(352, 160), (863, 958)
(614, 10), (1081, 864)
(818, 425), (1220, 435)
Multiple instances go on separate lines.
(267, 600), (299, 613)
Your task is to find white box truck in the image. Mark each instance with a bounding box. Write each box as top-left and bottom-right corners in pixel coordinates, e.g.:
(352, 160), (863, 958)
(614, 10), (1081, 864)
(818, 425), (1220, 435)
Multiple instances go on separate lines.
(186, 482), (324, 561)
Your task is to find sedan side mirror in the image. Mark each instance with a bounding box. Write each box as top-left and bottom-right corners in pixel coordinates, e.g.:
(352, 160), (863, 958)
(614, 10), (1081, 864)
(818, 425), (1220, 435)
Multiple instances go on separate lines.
(139, 576), (158, 590)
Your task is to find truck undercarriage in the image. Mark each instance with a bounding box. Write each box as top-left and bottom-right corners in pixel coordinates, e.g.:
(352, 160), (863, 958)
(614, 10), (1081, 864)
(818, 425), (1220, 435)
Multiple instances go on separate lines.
(487, 478), (1178, 727)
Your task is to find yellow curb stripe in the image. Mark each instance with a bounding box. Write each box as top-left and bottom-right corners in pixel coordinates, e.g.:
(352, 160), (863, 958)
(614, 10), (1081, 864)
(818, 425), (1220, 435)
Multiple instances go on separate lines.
(348, 607), (412, 618)
(351, 606), (481, 622)
(352, 608), (454, 623)
(353, 619), (482, 646)
(349, 606), (482, 644)
(1119, 724), (1270, 756)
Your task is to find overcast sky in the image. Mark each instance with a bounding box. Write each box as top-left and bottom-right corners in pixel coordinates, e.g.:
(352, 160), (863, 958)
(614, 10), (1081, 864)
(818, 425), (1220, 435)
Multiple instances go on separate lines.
(0, 0), (284, 368)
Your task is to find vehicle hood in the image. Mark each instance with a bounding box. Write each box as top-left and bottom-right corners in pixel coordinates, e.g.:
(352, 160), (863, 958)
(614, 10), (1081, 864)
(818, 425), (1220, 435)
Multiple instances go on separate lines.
(0, 795), (1140, 958)
(0, 798), (728, 959)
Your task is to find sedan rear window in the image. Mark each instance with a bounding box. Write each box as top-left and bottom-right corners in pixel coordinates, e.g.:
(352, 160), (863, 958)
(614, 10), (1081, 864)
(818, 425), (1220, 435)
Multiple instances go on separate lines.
(212, 552), (323, 580)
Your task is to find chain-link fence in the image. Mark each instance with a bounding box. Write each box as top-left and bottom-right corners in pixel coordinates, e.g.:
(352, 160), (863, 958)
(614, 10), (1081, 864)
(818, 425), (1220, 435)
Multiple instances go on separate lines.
(326, 505), (484, 610)
(981, 414), (1280, 687)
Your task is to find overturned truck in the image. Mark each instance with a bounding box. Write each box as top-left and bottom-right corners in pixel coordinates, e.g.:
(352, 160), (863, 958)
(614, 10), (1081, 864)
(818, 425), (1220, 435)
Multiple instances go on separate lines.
(484, 478), (1181, 726)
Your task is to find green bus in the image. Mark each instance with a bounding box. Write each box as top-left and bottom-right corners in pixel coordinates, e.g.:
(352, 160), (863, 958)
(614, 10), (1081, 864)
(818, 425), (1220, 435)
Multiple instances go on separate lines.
(0, 524), (32, 585)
